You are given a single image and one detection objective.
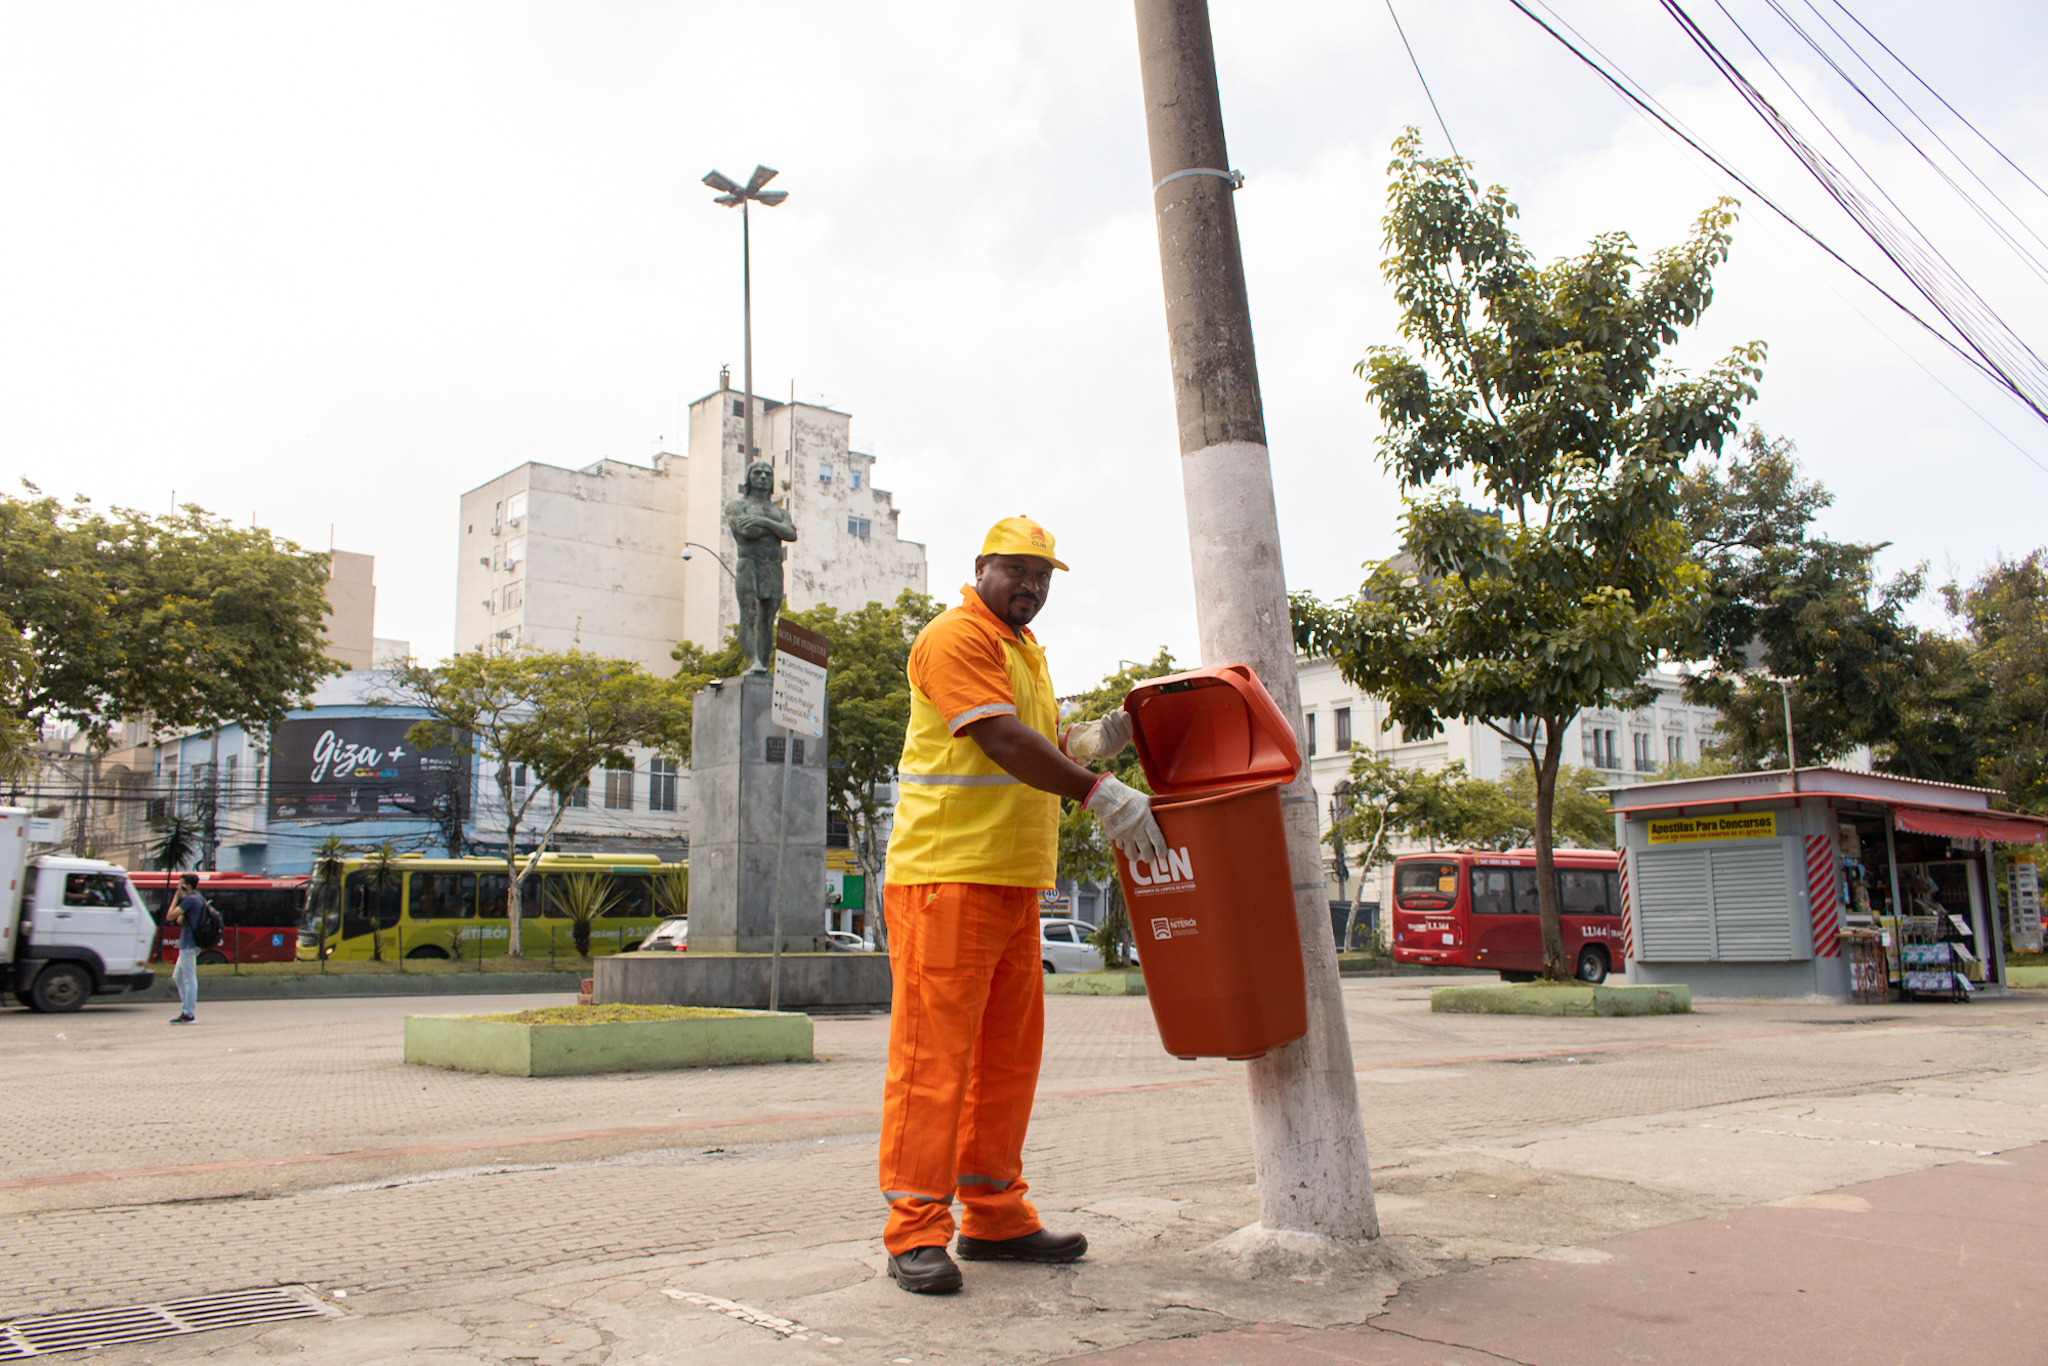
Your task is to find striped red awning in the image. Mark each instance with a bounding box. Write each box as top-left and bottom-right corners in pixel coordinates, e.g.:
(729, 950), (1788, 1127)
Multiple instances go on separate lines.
(1890, 805), (2047, 845)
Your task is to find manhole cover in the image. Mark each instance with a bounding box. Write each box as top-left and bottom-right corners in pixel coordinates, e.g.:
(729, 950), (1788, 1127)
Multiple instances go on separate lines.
(0, 1286), (338, 1360)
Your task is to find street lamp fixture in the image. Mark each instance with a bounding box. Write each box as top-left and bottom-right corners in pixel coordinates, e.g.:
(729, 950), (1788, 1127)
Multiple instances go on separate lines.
(702, 165), (788, 483)
(680, 541), (738, 582)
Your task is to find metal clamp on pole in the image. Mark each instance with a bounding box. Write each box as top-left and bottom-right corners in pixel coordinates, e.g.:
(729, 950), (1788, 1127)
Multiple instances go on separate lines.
(1152, 166), (1245, 194)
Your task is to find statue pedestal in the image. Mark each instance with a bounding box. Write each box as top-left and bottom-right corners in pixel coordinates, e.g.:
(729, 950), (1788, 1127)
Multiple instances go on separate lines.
(687, 674), (828, 954)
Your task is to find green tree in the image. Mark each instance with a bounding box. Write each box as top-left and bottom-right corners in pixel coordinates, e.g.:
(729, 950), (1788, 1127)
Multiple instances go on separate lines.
(1293, 132), (1762, 979)
(1680, 428), (1928, 768)
(0, 486), (342, 746)
(1053, 650), (1178, 970)
(777, 592), (942, 952)
(379, 650), (694, 957)
(1901, 553), (2048, 811)
(148, 813), (200, 876)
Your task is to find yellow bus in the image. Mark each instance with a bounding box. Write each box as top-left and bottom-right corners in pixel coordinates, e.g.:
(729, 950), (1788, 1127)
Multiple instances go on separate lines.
(296, 853), (687, 962)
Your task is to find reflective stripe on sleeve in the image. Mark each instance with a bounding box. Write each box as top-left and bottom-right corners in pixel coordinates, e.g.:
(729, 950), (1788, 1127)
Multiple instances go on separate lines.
(946, 702), (1017, 731)
(897, 773), (1022, 787)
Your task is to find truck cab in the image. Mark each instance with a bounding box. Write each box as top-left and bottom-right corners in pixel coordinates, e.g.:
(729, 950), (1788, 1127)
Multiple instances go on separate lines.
(3, 809), (159, 1012)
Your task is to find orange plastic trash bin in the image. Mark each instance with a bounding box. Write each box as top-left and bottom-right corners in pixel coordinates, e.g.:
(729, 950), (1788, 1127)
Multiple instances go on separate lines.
(1113, 665), (1307, 1060)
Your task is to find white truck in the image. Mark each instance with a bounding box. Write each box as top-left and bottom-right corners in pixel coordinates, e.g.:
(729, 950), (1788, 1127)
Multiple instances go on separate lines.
(2, 807), (159, 1012)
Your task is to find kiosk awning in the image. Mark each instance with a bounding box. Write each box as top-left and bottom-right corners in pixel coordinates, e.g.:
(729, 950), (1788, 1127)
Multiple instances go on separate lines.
(1890, 805), (2048, 845)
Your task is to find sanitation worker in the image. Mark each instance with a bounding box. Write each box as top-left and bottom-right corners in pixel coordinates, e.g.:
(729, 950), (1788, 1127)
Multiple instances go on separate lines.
(878, 515), (1167, 1295)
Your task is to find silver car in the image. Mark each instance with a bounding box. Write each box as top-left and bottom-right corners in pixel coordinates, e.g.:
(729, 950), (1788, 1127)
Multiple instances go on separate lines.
(1039, 917), (1105, 974)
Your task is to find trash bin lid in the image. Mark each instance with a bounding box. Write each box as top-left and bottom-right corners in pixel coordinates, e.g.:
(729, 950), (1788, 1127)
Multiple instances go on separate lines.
(1123, 664), (1301, 794)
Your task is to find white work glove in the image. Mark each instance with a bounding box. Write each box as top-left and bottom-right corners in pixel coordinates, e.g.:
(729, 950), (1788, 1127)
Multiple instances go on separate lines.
(1063, 710), (1134, 764)
(1085, 774), (1168, 868)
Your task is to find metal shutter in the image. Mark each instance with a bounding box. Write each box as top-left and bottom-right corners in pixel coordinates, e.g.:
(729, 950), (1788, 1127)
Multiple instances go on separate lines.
(1708, 844), (1795, 960)
(1634, 849), (1712, 961)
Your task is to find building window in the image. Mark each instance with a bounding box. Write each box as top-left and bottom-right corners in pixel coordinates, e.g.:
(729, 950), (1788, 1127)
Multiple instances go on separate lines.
(1585, 728), (1619, 770)
(819, 463), (834, 483)
(1335, 707), (1352, 752)
(568, 778), (589, 809)
(604, 761), (634, 810)
(1304, 713), (1317, 756)
(223, 754), (240, 806)
(511, 763), (528, 789)
(848, 516), (871, 538)
(506, 492), (527, 525)
(1633, 731), (1655, 772)
(850, 469), (863, 490)
(649, 758), (677, 812)
(504, 582), (523, 610)
(1667, 734), (1684, 766)
(731, 398), (744, 418)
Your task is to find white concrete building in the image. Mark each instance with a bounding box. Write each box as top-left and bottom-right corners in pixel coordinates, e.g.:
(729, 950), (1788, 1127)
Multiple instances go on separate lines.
(681, 388), (926, 652)
(451, 383), (926, 855)
(1295, 657), (1728, 917)
(456, 384), (926, 676)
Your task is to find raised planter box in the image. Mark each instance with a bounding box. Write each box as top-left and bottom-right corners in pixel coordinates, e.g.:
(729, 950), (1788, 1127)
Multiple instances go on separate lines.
(1430, 982), (1692, 1017)
(404, 1007), (813, 1076)
(1043, 970), (1147, 997)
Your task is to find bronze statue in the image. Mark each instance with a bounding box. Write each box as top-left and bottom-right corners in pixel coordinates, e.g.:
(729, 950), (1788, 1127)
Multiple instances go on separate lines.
(725, 459), (799, 675)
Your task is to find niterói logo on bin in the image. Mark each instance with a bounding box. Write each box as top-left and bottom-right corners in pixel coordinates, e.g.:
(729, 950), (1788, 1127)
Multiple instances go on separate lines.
(1128, 846), (1194, 895)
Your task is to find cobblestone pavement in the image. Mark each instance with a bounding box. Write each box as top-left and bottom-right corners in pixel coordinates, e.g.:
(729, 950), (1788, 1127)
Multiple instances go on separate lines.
(3, 980), (2045, 1363)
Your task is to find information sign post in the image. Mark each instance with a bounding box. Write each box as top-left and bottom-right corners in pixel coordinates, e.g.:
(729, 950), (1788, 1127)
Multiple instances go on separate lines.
(768, 619), (828, 1011)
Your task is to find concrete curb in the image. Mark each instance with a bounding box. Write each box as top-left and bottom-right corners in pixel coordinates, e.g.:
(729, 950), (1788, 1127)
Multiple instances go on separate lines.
(402, 1008), (814, 1076)
(133, 970), (589, 1002)
(1043, 970), (1147, 996)
(1431, 982), (1693, 1016)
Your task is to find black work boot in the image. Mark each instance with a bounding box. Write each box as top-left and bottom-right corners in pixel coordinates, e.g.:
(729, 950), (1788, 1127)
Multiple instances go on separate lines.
(887, 1245), (964, 1294)
(955, 1228), (1088, 1262)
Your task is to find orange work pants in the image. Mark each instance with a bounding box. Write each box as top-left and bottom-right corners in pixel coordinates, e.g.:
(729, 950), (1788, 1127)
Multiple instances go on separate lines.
(878, 882), (1046, 1255)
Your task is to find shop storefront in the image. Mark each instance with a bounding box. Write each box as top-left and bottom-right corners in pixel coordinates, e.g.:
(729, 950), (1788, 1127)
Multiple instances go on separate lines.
(1608, 768), (2047, 1000)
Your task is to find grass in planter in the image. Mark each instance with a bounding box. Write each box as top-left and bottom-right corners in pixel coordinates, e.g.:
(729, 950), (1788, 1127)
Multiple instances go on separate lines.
(474, 1004), (752, 1025)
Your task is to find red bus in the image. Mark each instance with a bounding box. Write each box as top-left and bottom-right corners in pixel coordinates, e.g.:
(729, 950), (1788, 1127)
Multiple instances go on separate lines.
(131, 872), (311, 966)
(1389, 849), (1623, 984)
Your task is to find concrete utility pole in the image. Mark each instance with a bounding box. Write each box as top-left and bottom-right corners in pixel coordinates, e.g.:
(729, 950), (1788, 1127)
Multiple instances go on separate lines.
(1133, 0), (1378, 1244)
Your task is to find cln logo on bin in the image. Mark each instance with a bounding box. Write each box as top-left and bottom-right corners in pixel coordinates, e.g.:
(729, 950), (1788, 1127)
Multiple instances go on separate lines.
(1128, 847), (1194, 893)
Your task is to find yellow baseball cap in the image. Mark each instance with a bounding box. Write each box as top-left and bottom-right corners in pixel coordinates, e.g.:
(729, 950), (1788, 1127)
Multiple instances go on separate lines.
(979, 515), (1069, 571)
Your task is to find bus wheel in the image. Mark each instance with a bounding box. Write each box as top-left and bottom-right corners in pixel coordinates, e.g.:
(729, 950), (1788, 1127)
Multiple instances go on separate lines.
(1575, 946), (1610, 985)
(28, 963), (93, 1012)
(406, 946), (451, 960)
(198, 951), (229, 966)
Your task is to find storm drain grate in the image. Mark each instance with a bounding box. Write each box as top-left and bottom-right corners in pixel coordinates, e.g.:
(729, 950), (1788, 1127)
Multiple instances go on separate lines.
(0, 1286), (339, 1360)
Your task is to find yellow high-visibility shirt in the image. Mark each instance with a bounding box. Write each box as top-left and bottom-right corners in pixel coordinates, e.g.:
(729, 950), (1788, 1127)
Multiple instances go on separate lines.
(885, 586), (1060, 888)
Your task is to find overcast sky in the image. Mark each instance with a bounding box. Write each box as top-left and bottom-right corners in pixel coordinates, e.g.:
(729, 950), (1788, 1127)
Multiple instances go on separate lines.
(5, 1), (2044, 692)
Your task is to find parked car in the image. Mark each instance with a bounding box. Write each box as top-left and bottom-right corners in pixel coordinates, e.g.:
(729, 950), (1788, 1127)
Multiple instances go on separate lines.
(825, 931), (875, 952)
(1039, 917), (1105, 974)
(638, 917), (688, 952)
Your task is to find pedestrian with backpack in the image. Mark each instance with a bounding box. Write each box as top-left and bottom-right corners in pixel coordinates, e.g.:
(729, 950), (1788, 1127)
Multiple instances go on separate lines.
(166, 872), (207, 1025)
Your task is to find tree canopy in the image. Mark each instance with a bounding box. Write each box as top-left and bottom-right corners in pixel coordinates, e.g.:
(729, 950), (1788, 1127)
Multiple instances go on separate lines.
(378, 648), (695, 955)
(1679, 428), (1927, 769)
(0, 486), (341, 747)
(1292, 131), (1762, 977)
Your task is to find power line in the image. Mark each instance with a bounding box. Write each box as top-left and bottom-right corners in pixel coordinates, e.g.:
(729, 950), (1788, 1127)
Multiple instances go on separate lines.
(1383, 0), (1460, 160)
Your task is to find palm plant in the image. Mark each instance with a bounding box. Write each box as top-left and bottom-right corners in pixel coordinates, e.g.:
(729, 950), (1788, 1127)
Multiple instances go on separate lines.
(149, 814), (199, 876)
(362, 842), (399, 961)
(554, 873), (621, 957)
(651, 864), (689, 922)
(307, 835), (348, 966)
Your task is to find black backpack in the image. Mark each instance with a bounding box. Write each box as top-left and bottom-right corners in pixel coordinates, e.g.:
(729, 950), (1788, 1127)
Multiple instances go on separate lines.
(190, 898), (223, 951)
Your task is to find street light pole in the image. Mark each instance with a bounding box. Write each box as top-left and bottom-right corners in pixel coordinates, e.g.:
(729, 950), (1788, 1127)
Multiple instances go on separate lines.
(702, 166), (789, 476)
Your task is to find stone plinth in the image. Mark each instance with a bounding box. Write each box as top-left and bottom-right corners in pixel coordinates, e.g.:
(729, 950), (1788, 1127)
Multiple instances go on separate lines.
(688, 674), (829, 954)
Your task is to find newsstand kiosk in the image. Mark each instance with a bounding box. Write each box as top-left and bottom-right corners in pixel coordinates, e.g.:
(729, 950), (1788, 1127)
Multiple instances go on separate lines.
(1112, 664), (1310, 1060)
(1608, 767), (2047, 1001)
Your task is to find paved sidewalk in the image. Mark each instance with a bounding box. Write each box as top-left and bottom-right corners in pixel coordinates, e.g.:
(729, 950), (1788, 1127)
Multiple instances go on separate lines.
(2, 979), (2044, 1364)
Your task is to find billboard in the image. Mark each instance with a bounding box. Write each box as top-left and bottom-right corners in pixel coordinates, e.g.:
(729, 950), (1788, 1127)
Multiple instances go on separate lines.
(266, 717), (462, 823)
